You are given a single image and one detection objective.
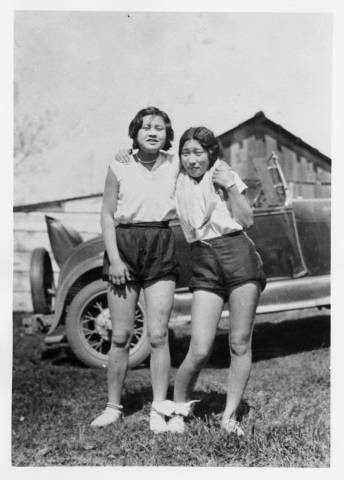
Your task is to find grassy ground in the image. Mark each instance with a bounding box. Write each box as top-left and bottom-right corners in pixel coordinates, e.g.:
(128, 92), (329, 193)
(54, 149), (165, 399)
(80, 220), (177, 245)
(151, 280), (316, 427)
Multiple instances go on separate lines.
(12, 311), (330, 467)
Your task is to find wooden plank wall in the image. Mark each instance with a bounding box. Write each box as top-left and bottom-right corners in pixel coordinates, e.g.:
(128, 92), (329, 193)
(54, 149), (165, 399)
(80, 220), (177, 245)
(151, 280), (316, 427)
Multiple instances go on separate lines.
(223, 135), (331, 199)
(13, 196), (103, 312)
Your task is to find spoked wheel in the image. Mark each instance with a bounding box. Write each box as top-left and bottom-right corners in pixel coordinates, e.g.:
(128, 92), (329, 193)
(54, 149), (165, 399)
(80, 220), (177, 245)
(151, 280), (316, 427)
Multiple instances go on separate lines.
(65, 279), (150, 368)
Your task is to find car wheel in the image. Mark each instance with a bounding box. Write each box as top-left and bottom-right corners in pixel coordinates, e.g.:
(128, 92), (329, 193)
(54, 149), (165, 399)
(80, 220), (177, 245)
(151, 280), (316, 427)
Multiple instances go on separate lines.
(30, 248), (55, 314)
(65, 279), (150, 369)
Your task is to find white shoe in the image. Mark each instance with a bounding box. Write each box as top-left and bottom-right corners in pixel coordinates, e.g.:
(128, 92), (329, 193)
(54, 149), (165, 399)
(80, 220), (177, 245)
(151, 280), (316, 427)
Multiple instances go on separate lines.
(174, 400), (199, 416)
(149, 409), (169, 433)
(149, 400), (175, 433)
(167, 400), (199, 433)
(221, 418), (244, 437)
(167, 414), (185, 433)
(90, 403), (123, 428)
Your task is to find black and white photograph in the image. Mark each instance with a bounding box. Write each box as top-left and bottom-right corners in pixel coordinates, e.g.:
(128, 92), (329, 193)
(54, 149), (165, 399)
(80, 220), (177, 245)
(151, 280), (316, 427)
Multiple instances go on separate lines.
(4, 1), (342, 472)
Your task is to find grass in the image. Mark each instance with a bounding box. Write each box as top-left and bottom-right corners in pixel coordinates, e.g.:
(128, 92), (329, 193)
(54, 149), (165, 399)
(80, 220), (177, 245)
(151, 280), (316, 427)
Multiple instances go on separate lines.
(12, 311), (330, 467)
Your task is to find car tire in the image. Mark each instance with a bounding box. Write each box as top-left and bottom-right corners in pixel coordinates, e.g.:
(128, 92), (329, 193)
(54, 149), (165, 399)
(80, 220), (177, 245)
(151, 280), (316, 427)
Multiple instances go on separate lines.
(30, 248), (55, 314)
(65, 279), (150, 369)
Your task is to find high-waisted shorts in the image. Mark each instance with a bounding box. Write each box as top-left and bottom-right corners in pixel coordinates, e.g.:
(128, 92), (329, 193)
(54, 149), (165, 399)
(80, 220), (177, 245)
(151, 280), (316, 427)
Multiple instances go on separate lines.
(189, 230), (266, 301)
(102, 222), (179, 284)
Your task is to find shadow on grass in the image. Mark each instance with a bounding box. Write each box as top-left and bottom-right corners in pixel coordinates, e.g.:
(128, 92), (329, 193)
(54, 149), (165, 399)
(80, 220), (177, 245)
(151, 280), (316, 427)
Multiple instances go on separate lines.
(40, 344), (86, 367)
(191, 391), (250, 422)
(170, 314), (330, 368)
(117, 385), (251, 420)
(121, 387), (153, 415)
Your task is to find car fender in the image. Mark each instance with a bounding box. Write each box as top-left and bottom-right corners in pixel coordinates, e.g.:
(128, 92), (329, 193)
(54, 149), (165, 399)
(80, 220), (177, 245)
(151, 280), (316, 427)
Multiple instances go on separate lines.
(48, 253), (104, 334)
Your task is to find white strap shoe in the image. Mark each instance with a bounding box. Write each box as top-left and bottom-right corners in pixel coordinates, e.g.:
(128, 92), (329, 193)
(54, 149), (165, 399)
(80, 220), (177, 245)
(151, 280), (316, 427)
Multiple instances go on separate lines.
(221, 418), (244, 437)
(150, 400), (175, 433)
(167, 400), (200, 433)
(90, 403), (123, 428)
(167, 414), (185, 433)
(174, 400), (199, 416)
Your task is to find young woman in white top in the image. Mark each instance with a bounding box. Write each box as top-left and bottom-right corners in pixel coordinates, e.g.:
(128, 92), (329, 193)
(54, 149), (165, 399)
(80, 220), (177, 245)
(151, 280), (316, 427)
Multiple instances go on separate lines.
(91, 107), (180, 433)
(169, 127), (266, 436)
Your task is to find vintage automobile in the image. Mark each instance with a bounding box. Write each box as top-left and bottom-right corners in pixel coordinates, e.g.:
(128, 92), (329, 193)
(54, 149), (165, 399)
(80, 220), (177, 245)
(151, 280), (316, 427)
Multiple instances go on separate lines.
(28, 154), (330, 368)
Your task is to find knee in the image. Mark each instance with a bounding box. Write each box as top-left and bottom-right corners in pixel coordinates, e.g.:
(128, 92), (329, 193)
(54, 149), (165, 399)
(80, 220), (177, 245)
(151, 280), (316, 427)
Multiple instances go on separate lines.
(148, 328), (168, 349)
(190, 345), (211, 367)
(111, 330), (131, 349)
(229, 334), (251, 357)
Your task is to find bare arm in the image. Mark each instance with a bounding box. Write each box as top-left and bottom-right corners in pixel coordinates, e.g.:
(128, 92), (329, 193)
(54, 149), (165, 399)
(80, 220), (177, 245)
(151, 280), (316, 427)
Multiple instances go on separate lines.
(101, 167), (131, 284)
(224, 186), (253, 229)
(212, 162), (253, 229)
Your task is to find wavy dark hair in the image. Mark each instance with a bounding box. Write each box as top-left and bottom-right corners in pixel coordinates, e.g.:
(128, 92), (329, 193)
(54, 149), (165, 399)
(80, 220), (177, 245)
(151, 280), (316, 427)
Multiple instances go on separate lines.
(128, 106), (174, 151)
(178, 126), (221, 169)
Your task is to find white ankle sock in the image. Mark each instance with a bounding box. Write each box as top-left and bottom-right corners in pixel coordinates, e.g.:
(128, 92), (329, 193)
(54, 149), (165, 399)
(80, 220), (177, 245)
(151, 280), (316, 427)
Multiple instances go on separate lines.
(90, 403), (123, 428)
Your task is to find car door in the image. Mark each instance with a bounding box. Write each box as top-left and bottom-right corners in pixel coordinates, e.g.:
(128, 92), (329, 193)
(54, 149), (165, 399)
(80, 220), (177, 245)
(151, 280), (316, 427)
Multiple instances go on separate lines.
(247, 154), (307, 280)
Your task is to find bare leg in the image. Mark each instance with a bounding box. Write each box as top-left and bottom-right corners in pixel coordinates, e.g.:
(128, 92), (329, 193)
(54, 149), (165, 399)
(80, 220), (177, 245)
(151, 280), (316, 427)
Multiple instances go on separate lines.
(91, 284), (140, 427)
(222, 282), (260, 423)
(107, 285), (140, 405)
(143, 276), (175, 401)
(174, 290), (224, 402)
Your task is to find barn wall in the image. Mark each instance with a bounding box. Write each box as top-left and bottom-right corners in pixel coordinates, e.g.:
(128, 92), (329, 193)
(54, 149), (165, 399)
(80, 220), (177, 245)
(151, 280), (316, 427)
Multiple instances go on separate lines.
(221, 134), (331, 199)
(13, 196), (102, 311)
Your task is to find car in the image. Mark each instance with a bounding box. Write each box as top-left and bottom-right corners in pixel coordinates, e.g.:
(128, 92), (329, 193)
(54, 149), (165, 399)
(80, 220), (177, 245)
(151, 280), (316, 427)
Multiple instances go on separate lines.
(28, 153), (330, 369)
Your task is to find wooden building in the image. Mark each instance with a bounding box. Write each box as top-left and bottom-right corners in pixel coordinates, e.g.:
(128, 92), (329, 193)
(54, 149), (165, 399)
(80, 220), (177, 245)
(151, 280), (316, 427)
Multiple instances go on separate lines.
(218, 111), (331, 199)
(13, 112), (331, 312)
(13, 195), (102, 312)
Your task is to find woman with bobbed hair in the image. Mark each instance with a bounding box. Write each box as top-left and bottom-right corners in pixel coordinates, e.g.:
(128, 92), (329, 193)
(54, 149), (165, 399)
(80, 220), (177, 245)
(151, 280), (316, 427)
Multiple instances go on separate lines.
(168, 126), (266, 436)
(128, 107), (174, 151)
(91, 107), (180, 433)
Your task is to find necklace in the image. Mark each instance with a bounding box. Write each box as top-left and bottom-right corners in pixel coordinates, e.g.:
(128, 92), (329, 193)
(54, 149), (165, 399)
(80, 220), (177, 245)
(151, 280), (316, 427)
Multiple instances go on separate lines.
(135, 153), (157, 165)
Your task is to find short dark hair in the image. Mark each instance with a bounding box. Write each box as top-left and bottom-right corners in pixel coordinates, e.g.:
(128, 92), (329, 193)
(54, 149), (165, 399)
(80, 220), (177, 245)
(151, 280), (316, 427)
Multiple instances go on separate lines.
(128, 106), (174, 151)
(178, 126), (221, 169)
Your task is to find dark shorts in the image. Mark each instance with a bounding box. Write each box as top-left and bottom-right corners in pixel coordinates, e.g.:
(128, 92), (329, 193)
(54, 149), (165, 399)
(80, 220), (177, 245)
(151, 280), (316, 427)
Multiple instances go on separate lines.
(189, 231), (266, 302)
(102, 222), (179, 285)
